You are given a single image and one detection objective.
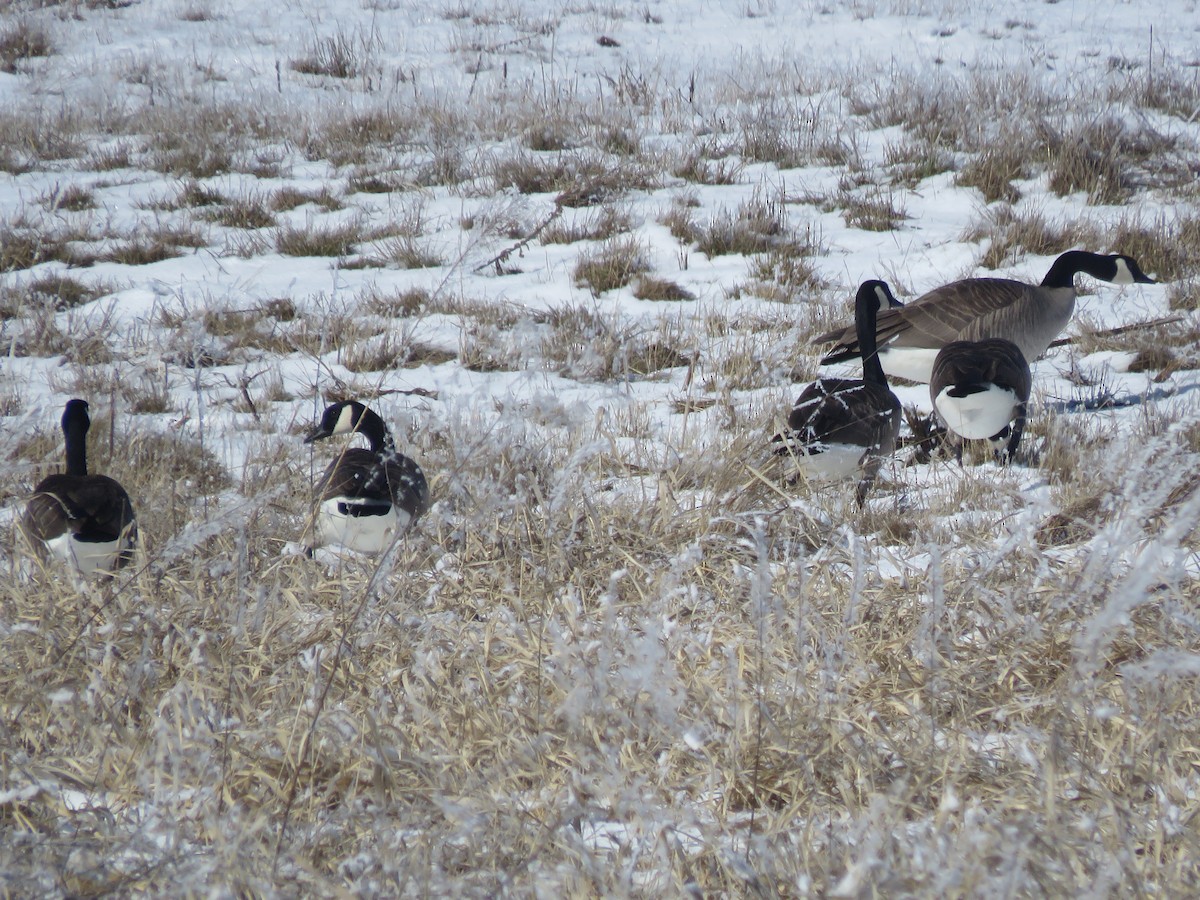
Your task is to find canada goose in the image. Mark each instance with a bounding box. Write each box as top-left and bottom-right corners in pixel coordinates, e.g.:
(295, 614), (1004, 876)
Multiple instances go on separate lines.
(813, 251), (1155, 383)
(774, 280), (903, 505)
(930, 338), (1032, 463)
(304, 400), (429, 554)
(20, 399), (138, 578)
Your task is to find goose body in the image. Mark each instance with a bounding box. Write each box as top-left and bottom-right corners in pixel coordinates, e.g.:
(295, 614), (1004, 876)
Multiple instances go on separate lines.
(775, 280), (903, 504)
(813, 251), (1154, 384)
(305, 401), (428, 554)
(20, 399), (137, 578)
(930, 339), (1032, 462)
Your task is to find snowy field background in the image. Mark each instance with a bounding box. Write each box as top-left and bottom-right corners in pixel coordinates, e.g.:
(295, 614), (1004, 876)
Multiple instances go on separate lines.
(2, 0), (1200, 894)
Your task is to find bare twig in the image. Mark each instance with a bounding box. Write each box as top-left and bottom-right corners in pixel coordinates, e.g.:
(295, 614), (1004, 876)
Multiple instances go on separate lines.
(472, 202), (564, 275)
(1049, 314), (1184, 348)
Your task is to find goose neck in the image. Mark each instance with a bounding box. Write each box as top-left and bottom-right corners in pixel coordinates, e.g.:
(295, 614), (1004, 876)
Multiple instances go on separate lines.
(63, 421), (89, 477)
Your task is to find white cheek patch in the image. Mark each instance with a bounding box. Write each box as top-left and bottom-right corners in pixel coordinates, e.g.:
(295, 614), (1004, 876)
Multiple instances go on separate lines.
(874, 285), (890, 309)
(1111, 258), (1135, 285)
(332, 404), (357, 435)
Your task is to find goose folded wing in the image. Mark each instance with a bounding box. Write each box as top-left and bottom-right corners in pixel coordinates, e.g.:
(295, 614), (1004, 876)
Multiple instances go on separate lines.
(815, 279), (1033, 360)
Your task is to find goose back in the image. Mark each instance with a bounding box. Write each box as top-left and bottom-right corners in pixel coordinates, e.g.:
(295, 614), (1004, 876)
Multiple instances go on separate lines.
(315, 448), (429, 524)
(786, 378), (901, 461)
(20, 400), (137, 577)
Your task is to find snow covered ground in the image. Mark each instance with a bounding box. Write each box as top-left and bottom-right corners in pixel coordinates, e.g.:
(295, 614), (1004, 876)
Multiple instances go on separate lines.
(2, 0), (1199, 894)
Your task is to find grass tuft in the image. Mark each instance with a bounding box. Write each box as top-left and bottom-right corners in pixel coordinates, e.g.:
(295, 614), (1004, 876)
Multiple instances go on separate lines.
(633, 276), (695, 301)
(274, 220), (362, 257)
(0, 20), (53, 73)
(291, 31), (369, 79)
(572, 235), (650, 295)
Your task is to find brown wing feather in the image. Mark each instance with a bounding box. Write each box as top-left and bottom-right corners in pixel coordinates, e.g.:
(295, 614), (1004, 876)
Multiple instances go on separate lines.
(21, 473), (137, 567)
(318, 449), (430, 522)
(814, 278), (1037, 361)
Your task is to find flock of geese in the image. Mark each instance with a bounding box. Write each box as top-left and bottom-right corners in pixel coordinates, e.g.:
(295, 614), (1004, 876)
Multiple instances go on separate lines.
(17, 250), (1153, 579)
(775, 249), (1154, 501)
(18, 398), (429, 578)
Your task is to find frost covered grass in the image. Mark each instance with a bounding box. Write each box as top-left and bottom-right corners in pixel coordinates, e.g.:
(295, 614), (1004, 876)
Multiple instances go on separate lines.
(2, 0), (1200, 895)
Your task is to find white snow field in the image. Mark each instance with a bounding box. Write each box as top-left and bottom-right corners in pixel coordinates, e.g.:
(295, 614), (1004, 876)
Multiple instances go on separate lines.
(1, 0), (1199, 894)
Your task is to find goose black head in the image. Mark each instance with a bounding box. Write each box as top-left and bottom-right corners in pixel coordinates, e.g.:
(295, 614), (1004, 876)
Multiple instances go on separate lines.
(62, 398), (91, 434)
(1110, 254), (1156, 285)
(305, 401), (368, 444)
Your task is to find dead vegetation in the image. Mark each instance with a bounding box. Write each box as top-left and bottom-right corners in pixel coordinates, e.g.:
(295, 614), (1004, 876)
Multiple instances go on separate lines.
(1, 3), (1199, 896)
(0, 19), (53, 73)
(572, 234), (651, 295)
(274, 220), (363, 257)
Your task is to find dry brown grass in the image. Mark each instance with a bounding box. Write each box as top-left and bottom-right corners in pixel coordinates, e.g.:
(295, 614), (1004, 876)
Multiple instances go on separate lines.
(839, 187), (907, 232)
(4, 12), (1200, 896)
(884, 136), (955, 187)
(955, 142), (1028, 203)
(694, 192), (805, 258)
(964, 206), (1096, 270)
(0, 107), (85, 173)
(633, 276), (695, 302)
(340, 332), (456, 372)
(0, 19), (53, 73)
(541, 204), (634, 244)
(0, 273), (111, 317)
(0, 224), (75, 272)
(41, 183), (96, 212)
(1104, 213), (1200, 283)
(673, 147), (744, 186)
(274, 220), (363, 257)
(572, 234), (651, 296)
(95, 222), (208, 266)
(5, 404), (1199, 894)
(271, 185), (343, 213)
(291, 31), (369, 79)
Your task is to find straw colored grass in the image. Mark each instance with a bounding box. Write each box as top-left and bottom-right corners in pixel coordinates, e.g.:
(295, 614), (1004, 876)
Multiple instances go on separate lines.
(3, 7), (1200, 896)
(4, 410), (1199, 895)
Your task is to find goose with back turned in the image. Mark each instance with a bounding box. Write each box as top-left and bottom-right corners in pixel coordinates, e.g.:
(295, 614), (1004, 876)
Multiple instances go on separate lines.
(774, 280), (903, 505)
(930, 338), (1032, 464)
(20, 399), (138, 578)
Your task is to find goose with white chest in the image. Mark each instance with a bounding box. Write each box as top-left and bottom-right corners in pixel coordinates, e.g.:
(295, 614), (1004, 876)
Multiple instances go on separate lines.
(812, 251), (1155, 384)
(930, 338), (1032, 464)
(304, 400), (429, 554)
(20, 399), (138, 578)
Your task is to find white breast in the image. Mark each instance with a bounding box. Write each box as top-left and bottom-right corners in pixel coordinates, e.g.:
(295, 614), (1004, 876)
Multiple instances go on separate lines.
(878, 345), (943, 384)
(934, 384), (1019, 440)
(787, 444), (868, 482)
(316, 498), (410, 554)
(46, 533), (126, 577)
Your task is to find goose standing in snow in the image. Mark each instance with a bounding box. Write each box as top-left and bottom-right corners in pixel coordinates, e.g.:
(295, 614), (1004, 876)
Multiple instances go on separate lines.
(774, 280), (903, 505)
(930, 338), (1032, 464)
(305, 400), (429, 554)
(20, 399), (138, 578)
(812, 251), (1155, 383)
